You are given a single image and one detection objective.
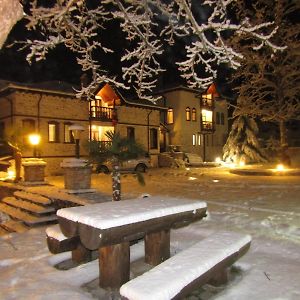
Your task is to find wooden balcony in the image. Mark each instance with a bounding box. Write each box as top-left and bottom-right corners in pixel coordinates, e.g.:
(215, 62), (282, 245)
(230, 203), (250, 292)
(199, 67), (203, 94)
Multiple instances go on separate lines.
(90, 107), (116, 122)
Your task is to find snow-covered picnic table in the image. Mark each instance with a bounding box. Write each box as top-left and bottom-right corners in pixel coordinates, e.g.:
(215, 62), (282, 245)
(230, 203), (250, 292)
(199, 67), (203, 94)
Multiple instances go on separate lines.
(56, 196), (207, 289)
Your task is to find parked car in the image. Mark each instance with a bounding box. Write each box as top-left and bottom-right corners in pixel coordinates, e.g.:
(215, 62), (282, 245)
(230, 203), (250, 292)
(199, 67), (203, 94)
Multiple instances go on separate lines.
(96, 157), (151, 174)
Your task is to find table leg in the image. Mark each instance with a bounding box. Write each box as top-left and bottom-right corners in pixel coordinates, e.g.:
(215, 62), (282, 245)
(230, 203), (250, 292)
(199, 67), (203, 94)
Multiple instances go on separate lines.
(72, 242), (93, 263)
(99, 242), (130, 289)
(145, 229), (170, 266)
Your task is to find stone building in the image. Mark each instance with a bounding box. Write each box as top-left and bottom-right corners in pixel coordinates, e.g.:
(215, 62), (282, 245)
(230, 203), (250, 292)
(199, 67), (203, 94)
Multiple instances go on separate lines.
(0, 80), (164, 175)
(157, 84), (228, 162)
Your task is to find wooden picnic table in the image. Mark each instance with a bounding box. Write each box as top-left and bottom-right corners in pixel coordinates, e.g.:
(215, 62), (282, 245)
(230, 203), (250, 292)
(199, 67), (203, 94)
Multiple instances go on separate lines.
(57, 196), (207, 289)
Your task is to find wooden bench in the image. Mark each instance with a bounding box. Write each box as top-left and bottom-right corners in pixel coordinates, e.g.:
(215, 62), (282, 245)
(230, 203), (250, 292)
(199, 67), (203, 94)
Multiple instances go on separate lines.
(120, 231), (251, 300)
(56, 196), (207, 289)
(46, 224), (94, 263)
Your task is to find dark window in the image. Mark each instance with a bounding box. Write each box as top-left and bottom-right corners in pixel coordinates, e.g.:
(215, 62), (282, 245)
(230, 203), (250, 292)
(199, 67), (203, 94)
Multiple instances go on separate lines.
(48, 121), (59, 143)
(220, 113), (225, 125)
(0, 122), (5, 140)
(127, 127), (135, 141)
(186, 107), (191, 121)
(216, 112), (220, 125)
(192, 108), (196, 121)
(150, 128), (158, 149)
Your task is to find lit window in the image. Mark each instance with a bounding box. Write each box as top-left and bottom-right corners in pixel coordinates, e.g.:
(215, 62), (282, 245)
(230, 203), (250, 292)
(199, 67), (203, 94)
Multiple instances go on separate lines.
(201, 109), (213, 130)
(192, 134), (196, 146)
(48, 122), (59, 143)
(186, 107), (191, 121)
(167, 108), (174, 124)
(64, 123), (74, 143)
(90, 125), (114, 141)
(192, 108), (196, 121)
(198, 134), (201, 145)
(150, 128), (158, 149)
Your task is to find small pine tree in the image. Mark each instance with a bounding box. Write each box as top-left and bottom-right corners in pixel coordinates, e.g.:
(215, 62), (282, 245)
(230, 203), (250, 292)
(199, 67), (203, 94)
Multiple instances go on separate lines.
(223, 116), (267, 164)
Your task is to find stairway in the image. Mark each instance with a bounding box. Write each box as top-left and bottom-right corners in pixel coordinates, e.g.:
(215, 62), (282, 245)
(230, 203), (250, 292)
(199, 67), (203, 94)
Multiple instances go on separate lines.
(0, 191), (57, 235)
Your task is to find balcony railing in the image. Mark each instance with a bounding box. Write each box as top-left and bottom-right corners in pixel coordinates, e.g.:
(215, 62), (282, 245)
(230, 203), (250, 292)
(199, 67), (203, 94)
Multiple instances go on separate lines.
(90, 107), (116, 122)
(200, 121), (215, 133)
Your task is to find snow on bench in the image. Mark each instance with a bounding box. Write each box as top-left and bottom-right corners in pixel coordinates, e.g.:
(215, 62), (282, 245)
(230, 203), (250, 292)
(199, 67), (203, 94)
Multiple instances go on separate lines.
(46, 224), (93, 263)
(120, 231), (251, 300)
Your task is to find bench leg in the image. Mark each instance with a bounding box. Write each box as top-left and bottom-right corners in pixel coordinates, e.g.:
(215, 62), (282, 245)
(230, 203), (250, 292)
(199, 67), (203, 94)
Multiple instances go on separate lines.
(209, 268), (229, 286)
(99, 242), (130, 289)
(145, 229), (170, 266)
(72, 243), (93, 263)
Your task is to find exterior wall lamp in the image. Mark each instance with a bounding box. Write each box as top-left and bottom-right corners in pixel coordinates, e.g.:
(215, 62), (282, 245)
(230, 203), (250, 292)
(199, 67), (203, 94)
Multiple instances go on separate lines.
(69, 124), (84, 159)
(28, 133), (41, 157)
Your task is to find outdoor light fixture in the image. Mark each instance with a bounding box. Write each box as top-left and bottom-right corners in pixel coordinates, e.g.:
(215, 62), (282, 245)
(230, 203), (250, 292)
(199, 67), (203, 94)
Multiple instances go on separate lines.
(28, 133), (41, 157)
(69, 124), (84, 159)
(215, 157), (221, 163)
(276, 164), (285, 171)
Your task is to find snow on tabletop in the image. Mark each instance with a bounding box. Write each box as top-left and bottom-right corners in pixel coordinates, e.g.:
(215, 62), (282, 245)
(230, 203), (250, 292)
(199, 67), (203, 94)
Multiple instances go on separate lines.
(57, 196), (207, 230)
(46, 224), (68, 242)
(120, 231), (251, 300)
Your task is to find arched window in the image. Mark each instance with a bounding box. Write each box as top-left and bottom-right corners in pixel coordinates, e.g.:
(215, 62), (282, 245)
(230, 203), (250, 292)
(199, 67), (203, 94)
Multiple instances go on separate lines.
(186, 107), (191, 121)
(192, 108), (196, 121)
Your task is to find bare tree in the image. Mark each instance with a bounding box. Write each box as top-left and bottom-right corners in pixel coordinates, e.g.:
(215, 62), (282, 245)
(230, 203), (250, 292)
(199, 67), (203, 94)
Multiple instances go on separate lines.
(6, 0), (283, 101)
(231, 0), (300, 150)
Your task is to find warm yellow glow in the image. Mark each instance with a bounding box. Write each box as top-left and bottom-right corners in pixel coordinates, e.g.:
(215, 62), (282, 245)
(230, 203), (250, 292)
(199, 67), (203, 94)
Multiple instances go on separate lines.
(188, 176), (197, 181)
(201, 109), (213, 122)
(91, 125), (114, 141)
(28, 134), (41, 145)
(276, 164), (285, 171)
(239, 161), (245, 167)
(7, 170), (15, 179)
(215, 157), (221, 163)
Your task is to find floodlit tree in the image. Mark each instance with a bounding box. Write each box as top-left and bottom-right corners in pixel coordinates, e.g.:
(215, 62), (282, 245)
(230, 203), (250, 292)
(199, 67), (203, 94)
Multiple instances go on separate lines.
(223, 116), (267, 164)
(2, 0), (283, 101)
(89, 131), (146, 201)
(230, 0), (300, 151)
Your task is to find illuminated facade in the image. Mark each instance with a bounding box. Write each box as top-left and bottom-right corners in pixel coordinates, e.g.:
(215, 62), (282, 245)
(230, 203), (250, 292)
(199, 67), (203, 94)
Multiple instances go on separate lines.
(0, 81), (164, 174)
(158, 84), (228, 161)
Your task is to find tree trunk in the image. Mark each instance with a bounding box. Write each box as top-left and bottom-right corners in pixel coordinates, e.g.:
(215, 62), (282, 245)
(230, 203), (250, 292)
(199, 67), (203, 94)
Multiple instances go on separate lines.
(279, 120), (287, 147)
(112, 159), (121, 201)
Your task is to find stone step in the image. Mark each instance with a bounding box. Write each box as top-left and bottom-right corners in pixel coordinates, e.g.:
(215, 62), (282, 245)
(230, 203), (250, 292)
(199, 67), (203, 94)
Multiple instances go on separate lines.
(0, 203), (57, 226)
(2, 197), (55, 215)
(14, 191), (51, 206)
(1, 219), (29, 233)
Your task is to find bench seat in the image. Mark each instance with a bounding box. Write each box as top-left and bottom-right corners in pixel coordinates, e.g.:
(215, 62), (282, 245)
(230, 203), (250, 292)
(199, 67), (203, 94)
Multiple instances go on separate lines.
(120, 231), (251, 300)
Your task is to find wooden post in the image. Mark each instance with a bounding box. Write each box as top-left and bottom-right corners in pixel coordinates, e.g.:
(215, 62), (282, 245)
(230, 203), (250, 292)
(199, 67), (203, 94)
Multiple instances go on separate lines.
(99, 242), (130, 289)
(145, 229), (170, 266)
(209, 268), (229, 286)
(72, 243), (92, 263)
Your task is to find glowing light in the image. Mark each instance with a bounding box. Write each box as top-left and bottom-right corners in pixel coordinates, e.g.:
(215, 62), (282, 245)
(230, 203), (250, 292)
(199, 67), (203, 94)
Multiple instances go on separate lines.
(215, 157), (221, 163)
(186, 168), (190, 171)
(276, 164), (285, 171)
(239, 161), (245, 167)
(7, 170), (15, 179)
(188, 177), (197, 181)
(212, 179), (219, 183)
(28, 134), (41, 145)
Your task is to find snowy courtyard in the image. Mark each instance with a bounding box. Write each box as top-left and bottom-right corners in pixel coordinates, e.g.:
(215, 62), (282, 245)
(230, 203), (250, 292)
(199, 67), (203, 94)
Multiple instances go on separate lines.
(0, 166), (299, 299)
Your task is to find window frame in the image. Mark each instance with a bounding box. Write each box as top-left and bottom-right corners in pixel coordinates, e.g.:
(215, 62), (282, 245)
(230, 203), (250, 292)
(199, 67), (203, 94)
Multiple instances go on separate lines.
(186, 107), (191, 121)
(167, 108), (174, 124)
(48, 121), (60, 143)
(150, 128), (158, 149)
(192, 108), (196, 121)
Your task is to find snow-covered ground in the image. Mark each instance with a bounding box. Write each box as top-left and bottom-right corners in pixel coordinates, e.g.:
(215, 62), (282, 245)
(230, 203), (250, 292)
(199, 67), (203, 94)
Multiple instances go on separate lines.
(0, 166), (299, 299)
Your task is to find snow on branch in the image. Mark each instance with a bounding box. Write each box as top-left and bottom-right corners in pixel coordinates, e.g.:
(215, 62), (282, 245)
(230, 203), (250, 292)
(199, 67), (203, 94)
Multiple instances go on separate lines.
(7, 0), (283, 101)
